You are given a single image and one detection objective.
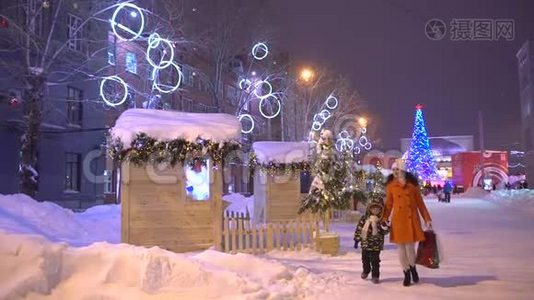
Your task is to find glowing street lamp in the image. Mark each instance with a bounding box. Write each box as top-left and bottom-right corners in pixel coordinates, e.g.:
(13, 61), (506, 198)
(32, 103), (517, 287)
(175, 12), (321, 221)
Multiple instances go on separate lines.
(299, 68), (314, 83)
(358, 117), (368, 128)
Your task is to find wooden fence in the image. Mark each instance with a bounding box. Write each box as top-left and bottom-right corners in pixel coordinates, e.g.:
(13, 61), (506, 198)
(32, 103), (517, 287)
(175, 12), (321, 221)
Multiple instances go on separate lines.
(330, 209), (361, 223)
(221, 211), (320, 254)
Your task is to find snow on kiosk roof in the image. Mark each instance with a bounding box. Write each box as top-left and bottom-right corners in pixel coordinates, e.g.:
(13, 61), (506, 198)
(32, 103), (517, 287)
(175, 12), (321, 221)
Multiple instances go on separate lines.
(111, 109), (241, 146)
(252, 141), (309, 164)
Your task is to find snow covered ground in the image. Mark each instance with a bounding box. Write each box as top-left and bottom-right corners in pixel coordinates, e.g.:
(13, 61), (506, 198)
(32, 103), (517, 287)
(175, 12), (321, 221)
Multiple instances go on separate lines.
(1, 192), (534, 299)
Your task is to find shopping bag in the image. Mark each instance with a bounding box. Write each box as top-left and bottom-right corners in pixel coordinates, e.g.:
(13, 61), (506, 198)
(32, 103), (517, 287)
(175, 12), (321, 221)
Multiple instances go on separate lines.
(416, 230), (440, 269)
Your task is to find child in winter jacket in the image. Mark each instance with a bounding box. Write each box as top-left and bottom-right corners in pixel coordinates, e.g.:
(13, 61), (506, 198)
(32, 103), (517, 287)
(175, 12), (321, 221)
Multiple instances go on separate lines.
(354, 201), (390, 284)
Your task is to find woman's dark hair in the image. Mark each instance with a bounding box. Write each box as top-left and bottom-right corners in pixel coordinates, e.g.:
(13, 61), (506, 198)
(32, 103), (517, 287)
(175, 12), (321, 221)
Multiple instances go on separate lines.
(385, 172), (419, 187)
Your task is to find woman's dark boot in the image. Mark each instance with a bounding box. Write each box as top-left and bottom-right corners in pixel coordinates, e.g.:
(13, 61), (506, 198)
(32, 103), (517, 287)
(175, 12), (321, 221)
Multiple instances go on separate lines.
(403, 270), (411, 286)
(410, 265), (419, 283)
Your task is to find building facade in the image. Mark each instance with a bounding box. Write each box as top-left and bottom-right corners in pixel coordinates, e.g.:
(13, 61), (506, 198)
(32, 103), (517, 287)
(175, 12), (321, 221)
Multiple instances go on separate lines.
(0, 0), (108, 209)
(0, 1), (288, 207)
(517, 40), (534, 182)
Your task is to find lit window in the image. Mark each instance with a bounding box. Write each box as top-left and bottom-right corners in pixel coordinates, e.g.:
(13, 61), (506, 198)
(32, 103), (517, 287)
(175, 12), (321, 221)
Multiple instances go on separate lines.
(125, 52), (137, 74)
(64, 153), (81, 192)
(67, 87), (83, 126)
(185, 160), (210, 200)
(68, 14), (83, 51)
(107, 34), (116, 65)
(103, 170), (113, 194)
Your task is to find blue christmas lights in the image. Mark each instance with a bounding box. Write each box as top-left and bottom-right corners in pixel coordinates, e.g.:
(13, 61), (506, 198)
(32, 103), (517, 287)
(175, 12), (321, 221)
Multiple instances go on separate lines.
(406, 105), (438, 180)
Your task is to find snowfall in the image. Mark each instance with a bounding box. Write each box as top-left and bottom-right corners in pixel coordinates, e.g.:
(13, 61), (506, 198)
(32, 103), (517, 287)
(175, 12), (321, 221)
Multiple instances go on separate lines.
(1, 189), (534, 300)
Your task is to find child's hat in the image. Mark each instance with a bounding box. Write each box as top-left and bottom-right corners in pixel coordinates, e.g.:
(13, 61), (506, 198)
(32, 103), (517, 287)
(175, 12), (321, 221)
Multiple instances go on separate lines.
(367, 200), (383, 211)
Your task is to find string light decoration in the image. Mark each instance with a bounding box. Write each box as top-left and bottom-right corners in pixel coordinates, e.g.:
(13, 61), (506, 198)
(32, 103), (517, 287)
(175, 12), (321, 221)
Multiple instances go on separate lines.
(253, 80), (273, 99)
(102, 3), (184, 106)
(405, 104), (438, 180)
(109, 133), (241, 168)
(110, 3), (145, 41)
(239, 78), (252, 90)
(151, 61), (183, 93)
(259, 95), (281, 119)
(310, 94), (339, 133)
(238, 114), (254, 134)
(100, 75), (129, 107)
(299, 129), (352, 215)
(249, 152), (310, 176)
(146, 33), (174, 69)
(251, 42), (269, 60)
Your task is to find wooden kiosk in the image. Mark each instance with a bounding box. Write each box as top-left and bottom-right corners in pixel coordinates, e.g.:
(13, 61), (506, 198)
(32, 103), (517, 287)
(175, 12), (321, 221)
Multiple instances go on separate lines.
(252, 141), (310, 223)
(110, 109), (241, 252)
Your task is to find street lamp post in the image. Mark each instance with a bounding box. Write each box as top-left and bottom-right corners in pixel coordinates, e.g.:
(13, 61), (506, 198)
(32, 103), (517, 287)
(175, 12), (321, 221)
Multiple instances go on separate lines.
(297, 67), (315, 141)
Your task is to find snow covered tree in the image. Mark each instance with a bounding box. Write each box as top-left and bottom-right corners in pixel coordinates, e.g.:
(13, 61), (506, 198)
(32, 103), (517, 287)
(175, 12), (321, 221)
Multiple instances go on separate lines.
(299, 130), (351, 231)
(284, 71), (368, 142)
(406, 104), (438, 181)
(367, 166), (386, 204)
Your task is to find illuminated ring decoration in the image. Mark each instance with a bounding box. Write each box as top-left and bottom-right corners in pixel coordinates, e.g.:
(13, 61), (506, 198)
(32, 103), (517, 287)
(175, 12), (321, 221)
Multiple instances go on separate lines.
(359, 136), (368, 147)
(111, 3), (145, 41)
(251, 42), (268, 60)
(238, 114), (254, 134)
(152, 61), (183, 93)
(259, 95), (281, 119)
(325, 95), (339, 109)
(239, 78), (251, 90)
(313, 114), (327, 126)
(312, 121), (322, 131)
(361, 127), (367, 134)
(320, 109), (331, 120)
(335, 139), (344, 152)
(100, 75), (128, 107)
(338, 130), (350, 140)
(146, 33), (174, 69)
(344, 139), (354, 151)
(253, 80), (273, 99)
(364, 143), (372, 151)
(353, 146), (361, 155)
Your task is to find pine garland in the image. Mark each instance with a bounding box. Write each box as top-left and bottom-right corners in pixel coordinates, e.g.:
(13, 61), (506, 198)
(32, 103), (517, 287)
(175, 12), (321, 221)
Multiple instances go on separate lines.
(248, 152), (311, 176)
(109, 133), (241, 167)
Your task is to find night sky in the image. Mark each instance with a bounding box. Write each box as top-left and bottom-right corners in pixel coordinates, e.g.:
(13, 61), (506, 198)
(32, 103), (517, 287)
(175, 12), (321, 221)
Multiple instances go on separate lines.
(269, 0), (534, 150)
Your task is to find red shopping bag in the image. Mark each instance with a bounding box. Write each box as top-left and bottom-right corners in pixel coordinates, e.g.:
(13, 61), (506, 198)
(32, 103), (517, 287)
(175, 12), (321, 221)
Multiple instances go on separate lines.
(416, 230), (440, 269)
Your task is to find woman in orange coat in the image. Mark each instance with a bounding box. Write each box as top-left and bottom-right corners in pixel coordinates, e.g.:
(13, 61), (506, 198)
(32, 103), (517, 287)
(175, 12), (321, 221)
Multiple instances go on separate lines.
(382, 160), (432, 287)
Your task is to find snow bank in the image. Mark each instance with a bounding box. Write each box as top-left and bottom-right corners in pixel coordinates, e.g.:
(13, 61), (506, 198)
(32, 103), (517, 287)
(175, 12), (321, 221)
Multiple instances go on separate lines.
(485, 189), (534, 214)
(0, 231), (330, 299)
(0, 194), (119, 246)
(460, 187), (488, 198)
(223, 193), (254, 216)
(111, 109), (241, 147)
(252, 141), (309, 164)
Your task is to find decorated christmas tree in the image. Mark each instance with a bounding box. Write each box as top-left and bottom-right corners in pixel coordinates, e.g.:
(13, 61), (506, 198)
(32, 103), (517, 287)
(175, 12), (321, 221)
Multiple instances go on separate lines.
(366, 163), (386, 203)
(299, 130), (351, 231)
(406, 104), (438, 181)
